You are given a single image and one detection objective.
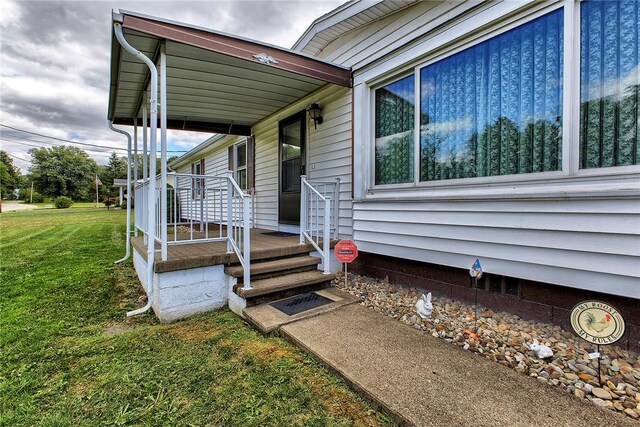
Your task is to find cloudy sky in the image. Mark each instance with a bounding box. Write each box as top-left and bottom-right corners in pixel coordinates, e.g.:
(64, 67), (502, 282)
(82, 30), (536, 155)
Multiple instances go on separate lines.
(0, 0), (343, 172)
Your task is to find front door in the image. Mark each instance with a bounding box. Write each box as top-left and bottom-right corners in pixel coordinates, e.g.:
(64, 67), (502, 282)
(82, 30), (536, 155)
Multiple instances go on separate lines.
(278, 112), (306, 225)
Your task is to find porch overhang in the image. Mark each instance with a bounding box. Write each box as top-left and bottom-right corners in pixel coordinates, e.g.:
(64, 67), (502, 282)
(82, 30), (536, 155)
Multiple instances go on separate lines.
(108, 10), (352, 134)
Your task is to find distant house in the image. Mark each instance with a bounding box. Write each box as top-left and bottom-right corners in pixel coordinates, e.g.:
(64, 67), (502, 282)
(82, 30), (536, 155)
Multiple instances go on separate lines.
(108, 1), (639, 348)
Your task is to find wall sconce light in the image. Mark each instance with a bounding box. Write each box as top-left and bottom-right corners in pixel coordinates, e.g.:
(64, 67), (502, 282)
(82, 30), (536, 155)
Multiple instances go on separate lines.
(307, 103), (323, 129)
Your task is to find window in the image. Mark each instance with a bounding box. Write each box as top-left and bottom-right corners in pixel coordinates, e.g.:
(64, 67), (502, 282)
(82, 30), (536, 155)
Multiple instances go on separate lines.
(191, 159), (204, 199)
(580, 0), (639, 169)
(374, 74), (415, 185)
(235, 141), (247, 190)
(420, 9), (563, 181)
(368, 1), (639, 191)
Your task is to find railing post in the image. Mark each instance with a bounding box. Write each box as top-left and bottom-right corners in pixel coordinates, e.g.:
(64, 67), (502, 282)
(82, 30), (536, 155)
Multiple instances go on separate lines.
(299, 175), (307, 245)
(243, 195), (251, 290)
(323, 197), (331, 274)
(333, 178), (340, 239)
(226, 171), (233, 253)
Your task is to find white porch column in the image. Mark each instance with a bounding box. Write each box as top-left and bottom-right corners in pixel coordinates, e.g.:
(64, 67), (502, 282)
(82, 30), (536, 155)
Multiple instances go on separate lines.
(142, 102), (148, 244)
(133, 123), (138, 236)
(160, 41), (168, 261)
(119, 187), (124, 205)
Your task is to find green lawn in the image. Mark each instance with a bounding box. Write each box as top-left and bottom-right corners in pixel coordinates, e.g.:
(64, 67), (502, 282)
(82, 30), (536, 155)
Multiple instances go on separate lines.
(0, 209), (392, 426)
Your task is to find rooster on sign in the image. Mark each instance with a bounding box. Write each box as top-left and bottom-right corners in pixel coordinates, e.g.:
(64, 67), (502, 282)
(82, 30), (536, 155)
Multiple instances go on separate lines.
(583, 312), (612, 334)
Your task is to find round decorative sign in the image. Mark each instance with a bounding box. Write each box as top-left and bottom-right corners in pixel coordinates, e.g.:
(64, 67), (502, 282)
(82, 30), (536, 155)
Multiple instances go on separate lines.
(570, 301), (626, 345)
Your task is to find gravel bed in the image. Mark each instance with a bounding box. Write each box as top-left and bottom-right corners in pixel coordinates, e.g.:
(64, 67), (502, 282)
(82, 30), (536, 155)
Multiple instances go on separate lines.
(333, 273), (640, 421)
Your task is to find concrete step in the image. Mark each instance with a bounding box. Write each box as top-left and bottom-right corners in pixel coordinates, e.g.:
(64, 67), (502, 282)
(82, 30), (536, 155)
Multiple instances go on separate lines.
(243, 287), (358, 334)
(235, 270), (336, 300)
(225, 255), (321, 279)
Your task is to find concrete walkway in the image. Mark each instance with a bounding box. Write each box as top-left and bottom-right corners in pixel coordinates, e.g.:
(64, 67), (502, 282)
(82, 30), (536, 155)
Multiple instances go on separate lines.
(281, 304), (635, 427)
(1, 201), (38, 212)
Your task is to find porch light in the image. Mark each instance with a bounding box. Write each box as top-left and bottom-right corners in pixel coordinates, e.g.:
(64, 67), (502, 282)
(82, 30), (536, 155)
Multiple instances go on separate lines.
(307, 103), (323, 129)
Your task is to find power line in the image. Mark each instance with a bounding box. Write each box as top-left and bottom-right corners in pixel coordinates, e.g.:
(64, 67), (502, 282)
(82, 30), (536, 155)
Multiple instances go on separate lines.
(5, 152), (31, 163)
(0, 139), (113, 157)
(2, 132), (123, 153)
(0, 124), (189, 153)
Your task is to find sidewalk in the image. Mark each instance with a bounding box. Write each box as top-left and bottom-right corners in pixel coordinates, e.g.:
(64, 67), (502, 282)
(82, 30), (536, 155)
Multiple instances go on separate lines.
(281, 304), (635, 427)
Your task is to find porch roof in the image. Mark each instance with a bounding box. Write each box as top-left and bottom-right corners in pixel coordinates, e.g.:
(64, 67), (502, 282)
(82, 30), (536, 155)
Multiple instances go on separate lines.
(108, 10), (352, 135)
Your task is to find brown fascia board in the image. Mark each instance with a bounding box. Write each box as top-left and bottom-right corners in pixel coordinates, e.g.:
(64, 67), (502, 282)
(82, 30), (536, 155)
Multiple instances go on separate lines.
(112, 117), (251, 136)
(121, 14), (352, 88)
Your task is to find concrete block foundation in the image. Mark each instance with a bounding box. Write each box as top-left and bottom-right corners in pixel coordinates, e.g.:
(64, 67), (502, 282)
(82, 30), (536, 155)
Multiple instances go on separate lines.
(133, 246), (234, 322)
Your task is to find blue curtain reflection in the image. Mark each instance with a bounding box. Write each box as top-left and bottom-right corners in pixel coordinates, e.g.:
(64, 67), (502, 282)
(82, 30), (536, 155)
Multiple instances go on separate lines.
(420, 9), (564, 181)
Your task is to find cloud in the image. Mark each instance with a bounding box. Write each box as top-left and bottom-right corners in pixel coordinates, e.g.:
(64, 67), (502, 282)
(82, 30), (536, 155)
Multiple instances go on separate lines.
(0, 0), (343, 172)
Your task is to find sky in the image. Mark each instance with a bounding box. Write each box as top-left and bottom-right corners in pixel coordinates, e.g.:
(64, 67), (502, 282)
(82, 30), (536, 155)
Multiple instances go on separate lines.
(0, 0), (344, 173)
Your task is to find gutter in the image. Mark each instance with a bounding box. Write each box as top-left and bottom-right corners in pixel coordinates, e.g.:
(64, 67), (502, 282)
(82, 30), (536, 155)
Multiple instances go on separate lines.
(113, 18), (158, 317)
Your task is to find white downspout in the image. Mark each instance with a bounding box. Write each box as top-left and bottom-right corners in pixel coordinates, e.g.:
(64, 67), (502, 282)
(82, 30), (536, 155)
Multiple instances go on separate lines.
(108, 121), (132, 264)
(114, 22), (158, 317)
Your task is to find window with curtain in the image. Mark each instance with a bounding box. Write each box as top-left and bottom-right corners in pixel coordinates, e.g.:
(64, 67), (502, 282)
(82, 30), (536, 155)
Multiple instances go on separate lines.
(235, 141), (247, 190)
(420, 9), (564, 182)
(374, 74), (415, 185)
(580, 0), (639, 169)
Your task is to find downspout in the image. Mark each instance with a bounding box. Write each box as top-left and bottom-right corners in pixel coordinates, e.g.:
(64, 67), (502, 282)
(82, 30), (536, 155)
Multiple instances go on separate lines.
(114, 21), (158, 317)
(108, 121), (132, 264)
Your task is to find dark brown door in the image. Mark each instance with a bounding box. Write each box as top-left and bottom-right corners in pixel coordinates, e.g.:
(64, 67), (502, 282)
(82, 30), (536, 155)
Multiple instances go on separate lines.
(278, 112), (306, 225)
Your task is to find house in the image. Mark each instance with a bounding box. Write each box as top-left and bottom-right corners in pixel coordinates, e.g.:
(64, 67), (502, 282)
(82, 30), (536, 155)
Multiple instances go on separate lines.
(107, 0), (639, 349)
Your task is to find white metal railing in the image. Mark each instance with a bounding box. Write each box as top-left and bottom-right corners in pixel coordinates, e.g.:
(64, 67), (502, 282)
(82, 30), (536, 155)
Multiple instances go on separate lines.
(299, 175), (340, 274)
(135, 171), (252, 289)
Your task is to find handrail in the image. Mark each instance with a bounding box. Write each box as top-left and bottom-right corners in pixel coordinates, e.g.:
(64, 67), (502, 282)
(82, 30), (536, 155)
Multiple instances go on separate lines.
(300, 175), (340, 274)
(135, 171), (252, 289)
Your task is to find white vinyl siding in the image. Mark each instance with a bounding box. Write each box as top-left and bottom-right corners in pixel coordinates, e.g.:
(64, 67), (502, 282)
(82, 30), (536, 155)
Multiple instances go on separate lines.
(353, 199), (640, 298)
(252, 85), (353, 237)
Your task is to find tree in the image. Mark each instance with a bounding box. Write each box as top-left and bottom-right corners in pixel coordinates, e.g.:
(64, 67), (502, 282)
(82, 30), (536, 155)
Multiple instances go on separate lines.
(29, 146), (97, 201)
(97, 152), (128, 199)
(0, 151), (23, 199)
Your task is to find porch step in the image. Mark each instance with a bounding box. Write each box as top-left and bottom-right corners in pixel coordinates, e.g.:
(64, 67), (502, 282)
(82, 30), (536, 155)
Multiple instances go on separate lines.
(235, 270), (336, 300)
(225, 255), (321, 279)
(243, 288), (359, 334)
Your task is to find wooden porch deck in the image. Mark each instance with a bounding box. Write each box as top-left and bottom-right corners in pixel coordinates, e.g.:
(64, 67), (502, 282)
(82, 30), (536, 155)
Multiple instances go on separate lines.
(132, 228), (321, 273)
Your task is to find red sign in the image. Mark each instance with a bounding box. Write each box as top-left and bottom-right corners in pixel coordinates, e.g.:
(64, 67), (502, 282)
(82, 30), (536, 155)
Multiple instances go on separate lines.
(334, 240), (358, 263)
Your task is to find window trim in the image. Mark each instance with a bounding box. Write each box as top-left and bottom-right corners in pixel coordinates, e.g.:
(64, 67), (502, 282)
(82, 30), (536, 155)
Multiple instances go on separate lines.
(234, 139), (248, 190)
(362, 0), (639, 197)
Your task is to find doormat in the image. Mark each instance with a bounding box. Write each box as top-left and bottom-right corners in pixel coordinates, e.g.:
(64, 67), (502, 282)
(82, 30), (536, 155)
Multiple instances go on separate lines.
(261, 231), (297, 237)
(270, 292), (333, 316)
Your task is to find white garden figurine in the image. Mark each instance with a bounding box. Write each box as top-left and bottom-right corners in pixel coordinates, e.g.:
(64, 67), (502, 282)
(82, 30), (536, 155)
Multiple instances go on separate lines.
(527, 339), (554, 359)
(415, 292), (433, 318)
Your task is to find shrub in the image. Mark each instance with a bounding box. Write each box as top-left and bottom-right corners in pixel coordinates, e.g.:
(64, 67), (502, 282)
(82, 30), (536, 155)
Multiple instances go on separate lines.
(120, 201), (127, 210)
(26, 191), (44, 203)
(54, 196), (73, 209)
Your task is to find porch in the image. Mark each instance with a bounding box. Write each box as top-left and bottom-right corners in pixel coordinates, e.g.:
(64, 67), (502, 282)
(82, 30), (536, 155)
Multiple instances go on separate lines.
(131, 227), (327, 273)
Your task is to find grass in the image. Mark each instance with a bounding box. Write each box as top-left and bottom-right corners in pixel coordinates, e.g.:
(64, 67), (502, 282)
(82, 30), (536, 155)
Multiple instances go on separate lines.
(0, 209), (394, 426)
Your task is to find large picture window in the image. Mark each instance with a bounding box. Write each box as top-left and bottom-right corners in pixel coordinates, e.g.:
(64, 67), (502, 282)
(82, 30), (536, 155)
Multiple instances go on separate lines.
(580, 0), (639, 169)
(374, 74), (415, 185)
(369, 2), (639, 190)
(420, 9), (563, 181)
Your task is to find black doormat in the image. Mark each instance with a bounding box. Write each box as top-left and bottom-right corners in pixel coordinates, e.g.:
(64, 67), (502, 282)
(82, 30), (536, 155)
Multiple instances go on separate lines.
(270, 292), (333, 316)
(261, 231), (297, 237)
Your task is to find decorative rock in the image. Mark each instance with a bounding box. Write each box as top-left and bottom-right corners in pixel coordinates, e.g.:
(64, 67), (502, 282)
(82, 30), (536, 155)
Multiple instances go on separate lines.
(576, 364), (598, 377)
(592, 387), (613, 400)
(564, 373), (579, 381)
(573, 389), (585, 399)
(624, 408), (639, 419)
(592, 398), (606, 408)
